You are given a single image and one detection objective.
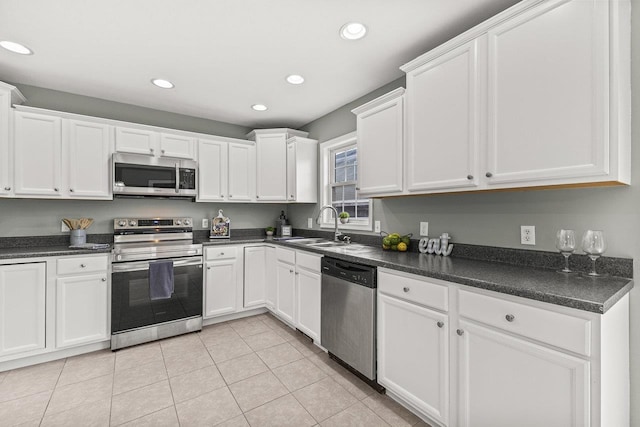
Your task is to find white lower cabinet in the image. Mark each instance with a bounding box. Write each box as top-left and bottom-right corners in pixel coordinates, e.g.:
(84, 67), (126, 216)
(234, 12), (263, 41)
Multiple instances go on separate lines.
(204, 246), (242, 318)
(244, 246), (266, 308)
(56, 262), (109, 349)
(275, 260), (296, 325)
(265, 247), (277, 309)
(456, 319), (589, 427)
(0, 263), (46, 357)
(294, 251), (321, 343)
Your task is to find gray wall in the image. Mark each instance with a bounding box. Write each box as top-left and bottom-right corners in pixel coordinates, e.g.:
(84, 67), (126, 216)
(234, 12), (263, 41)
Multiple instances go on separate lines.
(290, 2), (640, 423)
(0, 84), (282, 236)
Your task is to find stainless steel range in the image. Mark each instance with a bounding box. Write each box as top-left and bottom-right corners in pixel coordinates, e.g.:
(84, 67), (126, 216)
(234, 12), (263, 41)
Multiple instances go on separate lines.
(111, 217), (203, 350)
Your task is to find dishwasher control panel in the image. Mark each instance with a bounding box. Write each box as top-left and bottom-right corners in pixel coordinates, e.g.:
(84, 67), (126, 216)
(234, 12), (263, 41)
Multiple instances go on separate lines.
(321, 257), (377, 288)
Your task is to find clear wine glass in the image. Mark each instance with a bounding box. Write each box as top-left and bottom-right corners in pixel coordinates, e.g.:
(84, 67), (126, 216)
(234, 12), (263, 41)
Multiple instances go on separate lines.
(582, 230), (606, 276)
(555, 229), (576, 273)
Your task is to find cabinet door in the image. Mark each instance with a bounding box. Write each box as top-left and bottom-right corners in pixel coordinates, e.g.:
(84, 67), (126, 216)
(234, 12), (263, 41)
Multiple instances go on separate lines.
(256, 134), (287, 201)
(115, 127), (157, 156)
(197, 139), (228, 202)
(56, 273), (109, 348)
(265, 247), (277, 309)
(67, 120), (113, 199)
(295, 267), (321, 342)
(485, 0), (609, 186)
(159, 133), (195, 159)
(378, 293), (449, 425)
(356, 92), (404, 195)
(228, 142), (256, 202)
(13, 111), (63, 197)
(286, 142), (297, 201)
(0, 91), (10, 196)
(405, 38), (481, 192)
(457, 319), (589, 427)
(244, 246), (266, 308)
(0, 263), (46, 357)
(204, 259), (237, 318)
(276, 261), (295, 324)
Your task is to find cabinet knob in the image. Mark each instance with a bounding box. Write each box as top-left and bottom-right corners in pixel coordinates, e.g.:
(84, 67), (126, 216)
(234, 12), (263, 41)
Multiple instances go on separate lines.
(505, 314), (515, 322)
(256, 195), (260, 199)
(290, 269), (294, 273)
(290, 195), (294, 198)
(485, 172), (493, 178)
(229, 194), (232, 197)
(80, 264), (86, 268)
(207, 266), (211, 270)
(69, 188), (74, 192)
(456, 329), (464, 336)
(467, 175), (473, 180)
(54, 188), (59, 192)
(220, 252), (224, 256)
(3, 187), (10, 191)
(221, 195), (224, 198)
(356, 187), (360, 191)
(101, 277), (107, 282)
(403, 287), (410, 293)
(161, 149), (165, 154)
(150, 148), (155, 153)
(437, 321), (444, 328)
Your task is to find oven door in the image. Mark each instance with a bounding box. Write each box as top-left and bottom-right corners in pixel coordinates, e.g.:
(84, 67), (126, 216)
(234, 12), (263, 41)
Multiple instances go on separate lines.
(111, 256), (203, 334)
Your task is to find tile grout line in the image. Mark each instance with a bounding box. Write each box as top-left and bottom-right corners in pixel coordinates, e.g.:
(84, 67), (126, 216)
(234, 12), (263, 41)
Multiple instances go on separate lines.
(38, 357), (67, 426)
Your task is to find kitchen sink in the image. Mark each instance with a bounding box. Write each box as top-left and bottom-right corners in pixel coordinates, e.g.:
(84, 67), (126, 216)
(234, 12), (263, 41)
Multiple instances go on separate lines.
(285, 238), (375, 254)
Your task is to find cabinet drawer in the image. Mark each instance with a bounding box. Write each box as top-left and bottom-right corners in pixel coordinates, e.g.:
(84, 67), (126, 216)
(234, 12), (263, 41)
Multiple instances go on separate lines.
(57, 255), (108, 275)
(276, 247), (295, 264)
(296, 250), (321, 272)
(378, 269), (448, 312)
(459, 289), (591, 356)
(205, 246), (237, 261)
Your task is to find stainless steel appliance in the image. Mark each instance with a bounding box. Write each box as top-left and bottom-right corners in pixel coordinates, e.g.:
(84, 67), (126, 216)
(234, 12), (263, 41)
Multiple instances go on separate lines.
(321, 257), (378, 382)
(111, 217), (203, 350)
(112, 153), (197, 200)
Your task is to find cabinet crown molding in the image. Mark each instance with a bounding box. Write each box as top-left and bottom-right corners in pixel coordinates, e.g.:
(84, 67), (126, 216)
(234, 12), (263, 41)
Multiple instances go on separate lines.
(246, 128), (309, 141)
(0, 81), (26, 105)
(351, 87), (405, 115)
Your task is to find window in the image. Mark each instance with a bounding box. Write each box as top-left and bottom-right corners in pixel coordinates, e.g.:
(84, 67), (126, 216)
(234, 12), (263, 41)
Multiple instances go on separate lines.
(319, 132), (372, 230)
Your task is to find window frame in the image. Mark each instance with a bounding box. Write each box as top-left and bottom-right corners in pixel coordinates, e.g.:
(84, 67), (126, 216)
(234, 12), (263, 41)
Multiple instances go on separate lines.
(319, 132), (373, 231)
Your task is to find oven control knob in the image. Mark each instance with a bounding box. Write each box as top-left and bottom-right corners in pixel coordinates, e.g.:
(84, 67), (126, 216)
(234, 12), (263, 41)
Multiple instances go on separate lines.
(129, 220), (136, 227)
(175, 220), (182, 226)
(183, 219), (190, 226)
(118, 220), (126, 227)
(116, 255), (122, 261)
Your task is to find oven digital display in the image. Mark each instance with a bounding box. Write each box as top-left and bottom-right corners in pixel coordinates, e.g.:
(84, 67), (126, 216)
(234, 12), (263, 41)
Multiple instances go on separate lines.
(138, 219), (174, 227)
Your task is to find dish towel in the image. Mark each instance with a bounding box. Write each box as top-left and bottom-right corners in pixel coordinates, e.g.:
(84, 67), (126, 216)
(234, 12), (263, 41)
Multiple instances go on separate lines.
(149, 260), (174, 300)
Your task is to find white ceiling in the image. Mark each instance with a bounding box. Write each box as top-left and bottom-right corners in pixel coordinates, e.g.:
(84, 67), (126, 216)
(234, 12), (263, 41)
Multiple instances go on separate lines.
(0, 0), (521, 129)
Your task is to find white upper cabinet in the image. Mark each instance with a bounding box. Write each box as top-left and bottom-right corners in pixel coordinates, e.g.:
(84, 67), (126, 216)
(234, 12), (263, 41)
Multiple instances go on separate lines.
(115, 127), (157, 156)
(228, 141), (256, 202)
(66, 120), (113, 199)
(198, 138), (228, 202)
(404, 39), (482, 192)
(352, 88), (405, 196)
(116, 127), (195, 160)
(0, 82), (25, 197)
(484, 0), (619, 187)
(286, 137), (318, 203)
(395, 0), (630, 195)
(14, 111), (63, 197)
(248, 128), (308, 201)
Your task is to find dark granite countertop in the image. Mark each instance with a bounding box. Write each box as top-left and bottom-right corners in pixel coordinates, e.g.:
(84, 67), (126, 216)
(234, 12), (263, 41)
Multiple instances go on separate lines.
(0, 245), (112, 260)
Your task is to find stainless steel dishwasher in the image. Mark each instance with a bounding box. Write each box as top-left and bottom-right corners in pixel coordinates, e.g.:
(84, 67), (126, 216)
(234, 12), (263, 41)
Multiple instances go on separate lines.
(321, 257), (378, 382)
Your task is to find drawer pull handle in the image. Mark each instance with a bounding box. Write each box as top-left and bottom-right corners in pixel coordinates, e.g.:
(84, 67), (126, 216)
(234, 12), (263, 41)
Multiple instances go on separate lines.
(220, 252), (224, 256)
(437, 321), (444, 328)
(80, 264), (86, 268)
(403, 287), (410, 293)
(207, 266), (211, 270)
(290, 269), (294, 273)
(456, 329), (464, 336)
(467, 175), (473, 180)
(101, 277), (106, 282)
(4, 187), (10, 191)
(505, 314), (515, 322)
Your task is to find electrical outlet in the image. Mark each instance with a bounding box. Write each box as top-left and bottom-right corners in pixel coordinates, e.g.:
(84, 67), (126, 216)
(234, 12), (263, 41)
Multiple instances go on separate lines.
(374, 221), (381, 233)
(61, 221), (70, 232)
(520, 225), (536, 245)
(420, 222), (429, 237)
(202, 218), (209, 228)
(308, 218), (313, 228)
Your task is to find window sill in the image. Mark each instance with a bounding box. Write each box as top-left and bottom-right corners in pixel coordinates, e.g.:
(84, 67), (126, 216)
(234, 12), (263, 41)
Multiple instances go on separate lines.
(320, 222), (373, 232)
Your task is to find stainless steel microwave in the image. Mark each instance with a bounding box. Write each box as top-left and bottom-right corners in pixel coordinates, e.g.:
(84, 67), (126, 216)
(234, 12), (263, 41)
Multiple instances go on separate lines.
(113, 153), (197, 199)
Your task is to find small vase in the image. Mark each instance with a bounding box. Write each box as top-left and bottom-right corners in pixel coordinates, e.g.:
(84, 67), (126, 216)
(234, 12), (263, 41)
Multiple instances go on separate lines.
(339, 218), (348, 224)
(266, 231), (274, 236)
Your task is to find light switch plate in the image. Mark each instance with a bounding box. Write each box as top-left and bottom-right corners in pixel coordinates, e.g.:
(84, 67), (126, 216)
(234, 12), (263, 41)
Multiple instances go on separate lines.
(61, 221), (70, 232)
(374, 221), (381, 233)
(420, 222), (429, 237)
(202, 218), (209, 228)
(520, 225), (536, 245)
(308, 218), (313, 228)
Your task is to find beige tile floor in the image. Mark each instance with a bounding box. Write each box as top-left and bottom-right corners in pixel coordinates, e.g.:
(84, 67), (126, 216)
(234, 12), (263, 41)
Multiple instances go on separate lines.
(0, 313), (432, 427)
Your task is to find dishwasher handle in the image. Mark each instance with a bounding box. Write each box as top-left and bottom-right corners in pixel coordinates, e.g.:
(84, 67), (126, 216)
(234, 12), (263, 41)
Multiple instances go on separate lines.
(321, 257), (376, 288)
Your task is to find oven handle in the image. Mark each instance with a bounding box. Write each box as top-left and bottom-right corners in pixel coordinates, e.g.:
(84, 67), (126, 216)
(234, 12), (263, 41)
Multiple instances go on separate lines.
(112, 256), (203, 273)
(175, 163), (180, 193)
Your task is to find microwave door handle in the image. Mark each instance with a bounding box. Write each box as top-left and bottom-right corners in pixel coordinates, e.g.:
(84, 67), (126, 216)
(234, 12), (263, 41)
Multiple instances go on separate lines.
(175, 163), (180, 193)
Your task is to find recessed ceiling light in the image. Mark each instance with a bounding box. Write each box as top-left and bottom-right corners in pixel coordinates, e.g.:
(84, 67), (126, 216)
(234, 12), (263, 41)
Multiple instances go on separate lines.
(340, 22), (367, 40)
(286, 74), (305, 85)
(0, 40), (33, 55)
(151, 78), (174, 89)
(252, 104), (268, 111)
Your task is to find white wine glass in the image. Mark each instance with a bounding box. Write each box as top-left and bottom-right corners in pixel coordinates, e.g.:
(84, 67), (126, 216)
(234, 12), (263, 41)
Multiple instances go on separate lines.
(555, 229), (576, 273)
(582, 230), (606, 276)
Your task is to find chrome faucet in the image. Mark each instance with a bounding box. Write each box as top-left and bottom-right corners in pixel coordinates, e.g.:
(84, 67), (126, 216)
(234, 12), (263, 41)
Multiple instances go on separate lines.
(317, 205), (342, 241)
